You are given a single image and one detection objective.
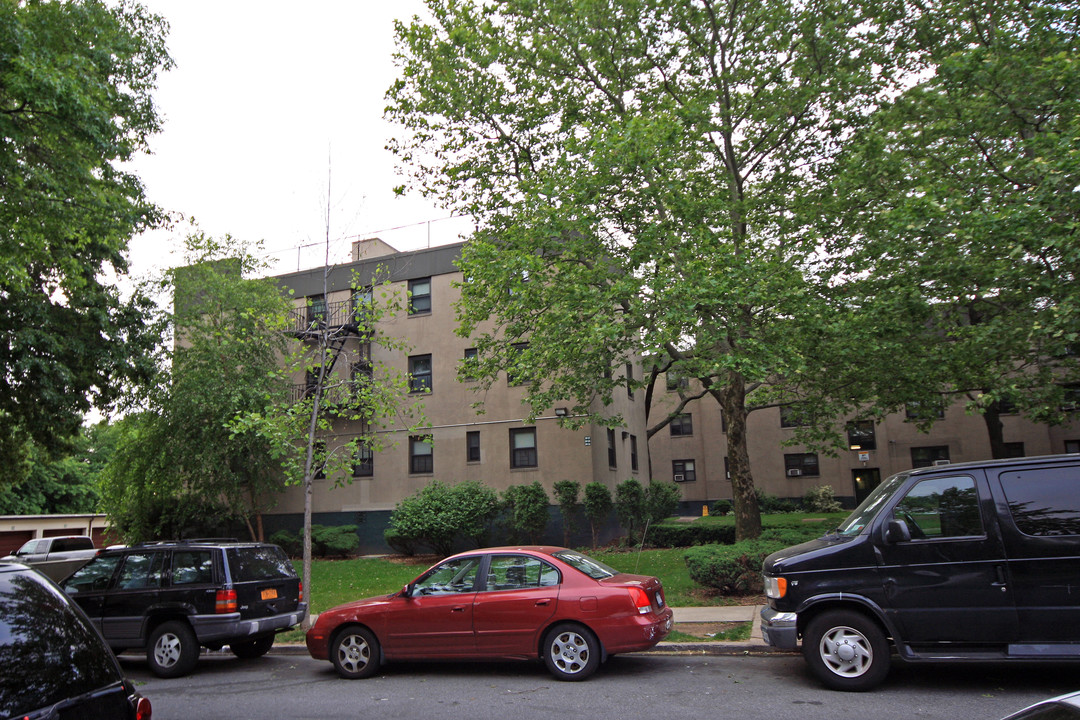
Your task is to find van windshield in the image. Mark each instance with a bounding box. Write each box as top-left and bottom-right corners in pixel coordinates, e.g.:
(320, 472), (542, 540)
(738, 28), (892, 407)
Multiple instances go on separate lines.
(836, 472), (909, 537)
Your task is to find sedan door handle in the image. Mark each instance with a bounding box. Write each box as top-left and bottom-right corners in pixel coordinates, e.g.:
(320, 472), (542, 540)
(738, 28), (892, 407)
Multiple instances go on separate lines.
(535, 599), (551, 607)
(451, 605), (467, 613)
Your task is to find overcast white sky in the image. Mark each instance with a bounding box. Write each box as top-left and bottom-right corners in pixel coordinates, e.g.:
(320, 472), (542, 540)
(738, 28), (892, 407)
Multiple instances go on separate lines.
(127, 0), (473, 279)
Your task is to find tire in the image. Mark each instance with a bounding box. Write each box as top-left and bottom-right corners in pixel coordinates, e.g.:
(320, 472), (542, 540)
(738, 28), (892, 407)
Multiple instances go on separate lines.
(543, 623), (601, 681)
(147, 620), (201, 678)
(330, 626), (381, 679)
(230, 635), (275, 659)
(802, 610), (890, 691)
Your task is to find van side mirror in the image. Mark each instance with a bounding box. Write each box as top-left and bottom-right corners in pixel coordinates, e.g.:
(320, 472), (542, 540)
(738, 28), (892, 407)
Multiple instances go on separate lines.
(885, 519), (912, 544)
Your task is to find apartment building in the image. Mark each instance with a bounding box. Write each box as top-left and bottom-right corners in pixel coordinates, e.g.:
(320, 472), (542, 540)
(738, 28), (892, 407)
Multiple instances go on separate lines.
(265, 239), (648, 547)
(648, 377), (1080, 510)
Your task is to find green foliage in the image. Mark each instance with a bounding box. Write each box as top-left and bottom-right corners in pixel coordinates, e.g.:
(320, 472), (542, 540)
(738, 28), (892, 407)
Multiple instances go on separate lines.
(582, 481), (613, 548)
(501, 481), (549, 544)
(646, 523), (737, 549)
(803, 485), (842, 513)
(387, 480), (500, 556)
(271, 525), (359, 558)
(646, 480), (682, 524)
(552, 479), (580, 547)
(615, 478), (648, 543)
(388, 0), (916, 543)
(755, 488), (798, 514)
(99, 231), (292, 543)
(684, 541), (787, 595)
(711, 500), (733, 517)
(0, 0), (172, 467)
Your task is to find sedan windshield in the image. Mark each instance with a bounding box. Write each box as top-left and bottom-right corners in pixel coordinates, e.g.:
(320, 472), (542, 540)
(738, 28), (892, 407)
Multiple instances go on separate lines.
(552, 550), (618, 579)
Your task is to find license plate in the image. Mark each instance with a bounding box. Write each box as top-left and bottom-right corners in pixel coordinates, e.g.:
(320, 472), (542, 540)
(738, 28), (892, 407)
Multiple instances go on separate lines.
(261, 588), (278, 601)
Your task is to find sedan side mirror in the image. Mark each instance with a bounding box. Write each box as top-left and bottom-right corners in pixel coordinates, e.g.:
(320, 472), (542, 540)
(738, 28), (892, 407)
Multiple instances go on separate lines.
(401, 584), (413, 598)
(885, 519), (912, 544)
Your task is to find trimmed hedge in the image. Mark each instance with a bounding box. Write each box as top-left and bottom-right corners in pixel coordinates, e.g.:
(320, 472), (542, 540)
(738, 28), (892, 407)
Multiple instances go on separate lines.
(684, 540), (787, 595)
(645, 523), (736, 548)
(270, 524), (360, 558)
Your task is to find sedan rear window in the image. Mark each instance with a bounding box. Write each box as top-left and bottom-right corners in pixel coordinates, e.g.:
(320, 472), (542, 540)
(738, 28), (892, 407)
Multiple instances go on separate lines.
(0, 570), (122, 717)
(227, 546), (296, 582)
(552, 550), (618, 579)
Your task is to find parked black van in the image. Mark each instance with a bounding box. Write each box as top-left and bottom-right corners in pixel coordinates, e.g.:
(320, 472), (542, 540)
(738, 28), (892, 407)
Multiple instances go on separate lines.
(761, 454), (1080, 691)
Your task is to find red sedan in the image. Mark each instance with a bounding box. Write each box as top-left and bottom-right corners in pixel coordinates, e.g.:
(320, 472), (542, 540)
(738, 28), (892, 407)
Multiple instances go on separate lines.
(306, 546), (674, 681)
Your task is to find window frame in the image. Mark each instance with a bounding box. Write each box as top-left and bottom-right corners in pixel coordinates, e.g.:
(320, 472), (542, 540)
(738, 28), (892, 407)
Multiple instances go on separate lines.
(466, 431), (481, 463)
(408, 278), (432, 315)
(409, 435), (434, 475)
(673, 459), (697, 482)
(408, 354), (432, 394)
(670, 413), (693, 437)
(510, 428), (538, 469)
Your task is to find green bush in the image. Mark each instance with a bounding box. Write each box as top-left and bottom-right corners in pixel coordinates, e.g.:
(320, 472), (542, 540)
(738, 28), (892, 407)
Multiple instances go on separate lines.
(684, 540), (788, 595)
(502, 481), (549, 544)
(583, 481), (613, 548)
(803, 484), (842, 512)
(383, 527), (419, 556)
(270, 524), (359, 558)
(552, 480), (580, 547)
(615, 478), (648, 542)
(756, 487), (798, 513)
(387, 479), (500, 556)
(647, 522), (736, 548)
(646, 480), (682, 524)
(711, 499), (733, 516)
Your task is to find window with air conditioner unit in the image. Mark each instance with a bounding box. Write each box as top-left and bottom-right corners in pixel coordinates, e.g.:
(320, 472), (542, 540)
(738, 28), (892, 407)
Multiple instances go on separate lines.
(673, 459), (695, 482)
(784, 453), (819, 478)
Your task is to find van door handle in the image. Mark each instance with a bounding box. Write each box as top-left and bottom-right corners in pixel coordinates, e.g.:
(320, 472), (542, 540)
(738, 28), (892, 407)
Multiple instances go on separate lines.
(992, 565), (1008, 590)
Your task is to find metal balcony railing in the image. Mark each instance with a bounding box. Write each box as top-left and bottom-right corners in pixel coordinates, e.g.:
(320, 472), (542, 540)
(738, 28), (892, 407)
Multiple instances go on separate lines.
(287, 299), (373, 339)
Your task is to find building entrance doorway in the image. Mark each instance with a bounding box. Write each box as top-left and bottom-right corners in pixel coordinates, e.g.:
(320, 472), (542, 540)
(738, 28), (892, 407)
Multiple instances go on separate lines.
(852, 468), (881, 505)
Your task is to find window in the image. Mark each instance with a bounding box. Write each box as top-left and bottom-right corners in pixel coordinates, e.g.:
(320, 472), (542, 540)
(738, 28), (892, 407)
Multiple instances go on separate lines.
(666, 372), (689, 392)
(409, 278), (431, 314)
(1062, 384), (1080, 412)
(1001, 466), (1080, 536)
(670, 413), (693, 437)
(1066, 440), (1080, 454)
(892, 475), (983, 539)
(906, 401), (945, 421)
(485, 554), (559, 591)
(784, 453), (820, 477)
(412, 556), (480, 595)
(306, 294), (326, 324)
(462, 348), (478, 380)
(630, 434), (639, 472)
(353, 442), (373, 477)
(673, 459), (696, 482)
(626, 362), (634, 399)
(1001, 442), (1025, 458)
(507, 342), (529, 385)
(780, 406), (809, 428)
(466, 431), (481, 463)
(511, 428), (537, 468)
(171, 551), (213, 585)
(607, 428), (617, 468)
(117, 552), (164, 591)
(409, 354), (432, 393)
(911, 445), (950, 468)
(410, 436), (433, 474)
(314, 440), (326, 479)
(846, 420), (876, 451)
(351, 287), (372, 328)
(351, 358), (372, 396)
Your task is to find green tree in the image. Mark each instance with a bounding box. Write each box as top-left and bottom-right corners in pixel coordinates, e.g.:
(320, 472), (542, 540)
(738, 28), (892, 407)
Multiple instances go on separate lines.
(646, 480), (681, 525)
(615, 478), (648, 544)
(823, 0), (1080, 455)
(552, 479), (581, 547)
(502, 481), (549, 544)
(388, 0), (909, 540)
(0, 0), (171, 472)
(100, 230), (293, 543)
(582, 481), (613, 549)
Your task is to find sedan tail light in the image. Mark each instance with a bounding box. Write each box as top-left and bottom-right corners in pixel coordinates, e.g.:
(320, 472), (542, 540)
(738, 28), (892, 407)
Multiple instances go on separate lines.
(628, 587), (653, 614)
(215, 588), (237, 614)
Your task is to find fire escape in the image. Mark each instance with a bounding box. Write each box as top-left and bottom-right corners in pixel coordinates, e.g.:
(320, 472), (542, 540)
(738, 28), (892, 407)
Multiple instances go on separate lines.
(286, 294), (372, 414)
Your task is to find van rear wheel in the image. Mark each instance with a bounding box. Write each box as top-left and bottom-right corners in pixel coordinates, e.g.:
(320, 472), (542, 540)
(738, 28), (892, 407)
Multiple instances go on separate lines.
(803, 610), (889, 691)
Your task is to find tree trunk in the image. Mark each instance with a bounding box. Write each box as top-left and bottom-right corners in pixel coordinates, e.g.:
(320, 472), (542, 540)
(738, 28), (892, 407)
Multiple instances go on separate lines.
(720, 372), (761, 541)
(983, 398), (1006, 459)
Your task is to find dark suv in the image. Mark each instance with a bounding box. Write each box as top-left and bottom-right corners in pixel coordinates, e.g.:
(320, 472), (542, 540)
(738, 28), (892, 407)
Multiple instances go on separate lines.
(60, 540), (307, 678)
(0, 561), (151, 718)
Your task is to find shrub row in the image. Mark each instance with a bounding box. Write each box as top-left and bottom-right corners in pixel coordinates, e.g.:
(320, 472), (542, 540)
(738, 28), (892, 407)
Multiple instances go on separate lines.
(270, 524), (359, 558)
(645, 523), (737, 548)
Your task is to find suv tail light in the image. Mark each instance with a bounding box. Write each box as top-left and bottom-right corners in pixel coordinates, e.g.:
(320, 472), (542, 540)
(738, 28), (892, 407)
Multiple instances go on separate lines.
(215, 588), (237, 614)
(135, 695), (152, 720)
(299, 581), (303, 603)
(628, 587), (652, 614)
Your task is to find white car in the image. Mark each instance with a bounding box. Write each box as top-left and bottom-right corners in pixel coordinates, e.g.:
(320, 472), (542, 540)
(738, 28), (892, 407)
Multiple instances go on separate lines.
(1003, 691), (1080, 720)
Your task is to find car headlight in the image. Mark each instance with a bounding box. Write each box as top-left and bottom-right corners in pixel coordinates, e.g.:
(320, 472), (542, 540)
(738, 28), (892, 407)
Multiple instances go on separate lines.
(764, 575), (787, 600)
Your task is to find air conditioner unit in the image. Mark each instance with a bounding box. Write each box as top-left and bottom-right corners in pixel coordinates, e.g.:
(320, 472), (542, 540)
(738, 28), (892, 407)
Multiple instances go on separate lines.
(787, 469), (802, 477)
(673, 474), (685, 482)
(933, 459), (951, 466)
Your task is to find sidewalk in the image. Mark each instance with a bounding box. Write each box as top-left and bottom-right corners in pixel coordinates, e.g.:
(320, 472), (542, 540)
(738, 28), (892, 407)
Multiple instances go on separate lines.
(272, 605), (786, 657)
